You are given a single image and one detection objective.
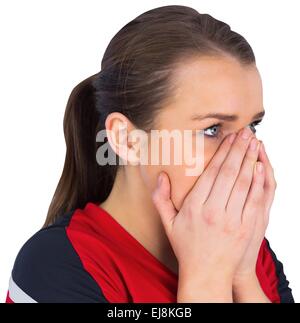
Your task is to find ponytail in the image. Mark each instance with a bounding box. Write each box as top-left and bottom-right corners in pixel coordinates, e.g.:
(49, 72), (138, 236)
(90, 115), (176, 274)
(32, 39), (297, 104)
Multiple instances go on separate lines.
(44, 5), (256, 226)
(43, 74), (117, 227)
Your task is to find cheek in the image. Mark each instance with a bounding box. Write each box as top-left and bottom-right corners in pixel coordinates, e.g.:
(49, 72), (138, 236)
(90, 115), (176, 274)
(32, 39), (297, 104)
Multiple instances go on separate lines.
(167, 165), (198, 210)
(139, 163), (198, 211)
(168, 152), (216, 210)
(139, 136), (220, 210)
(170, 138), (221, 209)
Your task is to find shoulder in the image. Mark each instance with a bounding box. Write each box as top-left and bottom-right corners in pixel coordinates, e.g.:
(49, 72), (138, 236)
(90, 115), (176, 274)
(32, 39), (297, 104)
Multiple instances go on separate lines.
(8, 210), (109, 303)
(257, 237), (294, 303)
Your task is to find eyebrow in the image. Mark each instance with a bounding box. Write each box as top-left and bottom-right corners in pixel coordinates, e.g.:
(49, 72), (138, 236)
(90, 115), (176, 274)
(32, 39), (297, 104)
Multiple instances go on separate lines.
(191, 110), (265, 122)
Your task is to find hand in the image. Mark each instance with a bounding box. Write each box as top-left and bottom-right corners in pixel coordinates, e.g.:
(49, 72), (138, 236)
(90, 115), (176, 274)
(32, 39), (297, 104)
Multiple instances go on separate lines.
(233, 142), (277, 296)
(152, 127), (263, 301)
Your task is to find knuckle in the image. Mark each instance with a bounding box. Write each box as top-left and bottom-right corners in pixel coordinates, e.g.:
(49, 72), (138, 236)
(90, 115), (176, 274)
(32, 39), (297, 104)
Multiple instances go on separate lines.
(237, 227), (251, 241)
(237, 175), (251, 191)
(203, 205), (219, 226)
(222, 164), (236, 179)
(223, 220), (238, 235)
(247, 193), (262, 209)
(239, 221), (254, 240)
(182, 198), (198, 218)
(267, 176), (277, 191)
(250, 195), (261, 207)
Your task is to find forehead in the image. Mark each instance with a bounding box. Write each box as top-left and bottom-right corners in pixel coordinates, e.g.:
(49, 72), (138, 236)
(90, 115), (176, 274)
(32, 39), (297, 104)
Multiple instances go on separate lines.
(167, 55), (263, 118)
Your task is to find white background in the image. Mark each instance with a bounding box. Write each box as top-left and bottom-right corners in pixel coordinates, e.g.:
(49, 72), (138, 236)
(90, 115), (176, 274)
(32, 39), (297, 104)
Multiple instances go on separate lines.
(0, 0), (299, 302)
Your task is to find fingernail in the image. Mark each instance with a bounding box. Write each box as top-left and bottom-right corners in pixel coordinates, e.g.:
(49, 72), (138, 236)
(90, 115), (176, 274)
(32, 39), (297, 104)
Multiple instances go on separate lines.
(241, 127), (252, 140)
(228, 133), (237, 144)
(250, 138), (258, 151)
(256, 162), (264, 173)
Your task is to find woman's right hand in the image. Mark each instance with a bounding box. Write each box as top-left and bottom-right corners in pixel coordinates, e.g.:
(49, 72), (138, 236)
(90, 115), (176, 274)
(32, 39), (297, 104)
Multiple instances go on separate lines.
(151, 126), (264, 302)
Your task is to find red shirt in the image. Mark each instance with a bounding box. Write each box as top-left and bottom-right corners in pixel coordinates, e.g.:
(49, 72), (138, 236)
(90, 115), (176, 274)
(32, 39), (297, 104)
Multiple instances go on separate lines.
(6, 202), (294, 303)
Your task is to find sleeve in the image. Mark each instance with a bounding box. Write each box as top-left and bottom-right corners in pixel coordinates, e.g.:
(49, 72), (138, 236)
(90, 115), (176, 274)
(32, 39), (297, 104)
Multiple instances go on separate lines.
(6, 227), (110, 303)
(257, 237), (294, 303)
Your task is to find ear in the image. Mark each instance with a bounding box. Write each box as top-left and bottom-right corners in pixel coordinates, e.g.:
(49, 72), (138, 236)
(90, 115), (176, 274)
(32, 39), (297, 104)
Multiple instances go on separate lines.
(105, 112), (144, 165)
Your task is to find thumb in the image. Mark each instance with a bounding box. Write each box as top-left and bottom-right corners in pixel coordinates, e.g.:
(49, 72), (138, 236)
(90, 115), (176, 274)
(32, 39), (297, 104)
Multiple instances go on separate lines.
(151, 171), (177, 234)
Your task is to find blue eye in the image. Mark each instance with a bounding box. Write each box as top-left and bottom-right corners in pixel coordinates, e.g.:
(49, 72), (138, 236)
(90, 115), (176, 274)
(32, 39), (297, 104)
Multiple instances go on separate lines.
(203, 124), (221, 138)
(203, 119), (263, 139)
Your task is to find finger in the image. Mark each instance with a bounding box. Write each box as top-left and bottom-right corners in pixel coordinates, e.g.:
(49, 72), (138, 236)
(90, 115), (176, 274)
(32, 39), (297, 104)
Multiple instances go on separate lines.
(205, 126), (255, 208)
(242, 161), (265, 229)
(226, 138), (261, 221)
(258, 143), (277, 214)
(191, 132), (237, 204)
(151, 171), (177, 235)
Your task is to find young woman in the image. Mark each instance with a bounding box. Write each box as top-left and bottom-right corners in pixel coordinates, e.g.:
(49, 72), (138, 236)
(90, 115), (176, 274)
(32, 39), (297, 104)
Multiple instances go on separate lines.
(6, 5), (294, 303)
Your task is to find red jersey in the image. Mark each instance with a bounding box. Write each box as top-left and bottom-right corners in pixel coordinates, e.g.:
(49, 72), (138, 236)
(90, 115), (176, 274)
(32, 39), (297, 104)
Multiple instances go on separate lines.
(6, 202), (294, 303)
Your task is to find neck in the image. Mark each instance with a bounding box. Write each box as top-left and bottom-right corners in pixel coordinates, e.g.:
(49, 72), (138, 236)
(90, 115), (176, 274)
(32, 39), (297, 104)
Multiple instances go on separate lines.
(100, 166), (178, 275)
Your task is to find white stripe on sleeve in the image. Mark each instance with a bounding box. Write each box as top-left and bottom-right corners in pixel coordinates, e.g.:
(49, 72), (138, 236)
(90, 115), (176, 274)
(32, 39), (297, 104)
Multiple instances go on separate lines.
(9, 276), (37, 303)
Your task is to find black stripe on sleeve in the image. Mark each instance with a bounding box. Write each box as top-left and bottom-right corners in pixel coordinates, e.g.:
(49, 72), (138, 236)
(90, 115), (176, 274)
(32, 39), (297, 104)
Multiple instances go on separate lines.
(11, 213), (109, 303)
(265, 238), (295, 303)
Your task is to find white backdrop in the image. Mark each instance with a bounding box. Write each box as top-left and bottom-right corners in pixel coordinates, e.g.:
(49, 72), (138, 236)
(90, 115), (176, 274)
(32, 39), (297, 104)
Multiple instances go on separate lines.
(0, 0), (299, 302)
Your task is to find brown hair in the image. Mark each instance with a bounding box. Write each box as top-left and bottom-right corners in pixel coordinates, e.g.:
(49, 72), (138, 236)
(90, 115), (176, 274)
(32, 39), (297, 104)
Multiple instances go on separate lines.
(44, 5), (256, 227)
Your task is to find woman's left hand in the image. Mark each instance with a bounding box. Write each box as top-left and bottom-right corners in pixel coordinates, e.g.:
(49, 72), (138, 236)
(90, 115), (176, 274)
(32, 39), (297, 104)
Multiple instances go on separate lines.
(232, 141), (277, 287)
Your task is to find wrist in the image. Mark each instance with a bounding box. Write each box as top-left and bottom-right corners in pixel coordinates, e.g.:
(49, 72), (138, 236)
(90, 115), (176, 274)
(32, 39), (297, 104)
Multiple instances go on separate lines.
(179, 263), (234, 283)
(232, 270), (257, 290)
(232, 272), (271, 303)
(178, 266), (233, 303)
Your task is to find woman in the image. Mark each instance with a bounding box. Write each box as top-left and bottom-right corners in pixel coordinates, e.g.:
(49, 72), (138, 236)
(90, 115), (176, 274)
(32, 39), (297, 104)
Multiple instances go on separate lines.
(6, 5), (294, 303)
